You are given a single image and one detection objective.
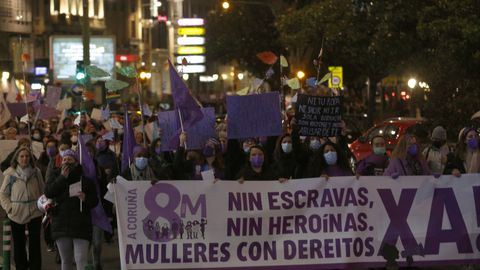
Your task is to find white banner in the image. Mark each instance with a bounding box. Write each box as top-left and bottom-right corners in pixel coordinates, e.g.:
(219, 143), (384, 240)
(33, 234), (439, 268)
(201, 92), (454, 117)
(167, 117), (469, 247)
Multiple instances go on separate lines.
(114, 175), (480, 269)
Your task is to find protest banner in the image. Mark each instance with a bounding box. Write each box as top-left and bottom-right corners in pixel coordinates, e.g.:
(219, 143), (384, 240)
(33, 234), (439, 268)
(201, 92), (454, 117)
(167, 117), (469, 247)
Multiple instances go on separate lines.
(295, 95), (342, 137)
(113, 174), (480, 270)
(158, 107), (215, 151)
(226, 92), (282, 139)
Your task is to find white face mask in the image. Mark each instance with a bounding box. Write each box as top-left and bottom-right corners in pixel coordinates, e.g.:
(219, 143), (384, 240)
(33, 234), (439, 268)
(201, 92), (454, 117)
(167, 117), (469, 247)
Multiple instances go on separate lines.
(71, 136), (78, 143)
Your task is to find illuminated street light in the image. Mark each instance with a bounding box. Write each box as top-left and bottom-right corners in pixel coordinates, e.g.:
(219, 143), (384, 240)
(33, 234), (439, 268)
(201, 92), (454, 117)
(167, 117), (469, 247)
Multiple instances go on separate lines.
(221, 73), (228, 80)
(237, 73), (244, 80)
(408, 78), (417, 89)
(296, 71), (305, 80)
(222, 1), (230, 9)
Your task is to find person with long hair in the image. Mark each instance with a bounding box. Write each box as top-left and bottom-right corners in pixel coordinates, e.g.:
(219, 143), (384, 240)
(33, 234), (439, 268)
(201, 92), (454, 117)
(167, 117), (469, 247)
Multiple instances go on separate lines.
(0, 147), (44, 270)
(271, 133), (299, 181)
(444, 127), (480, 175)
(384, 134), (430, 177)
(319, 141), (353, 178)
(236, 145), (275, 181)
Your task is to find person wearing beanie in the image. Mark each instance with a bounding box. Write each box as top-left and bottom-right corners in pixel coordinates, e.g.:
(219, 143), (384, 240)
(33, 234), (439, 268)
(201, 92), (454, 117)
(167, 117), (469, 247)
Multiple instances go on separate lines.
(45, 147), (98, 270)
(423, 126), (450, 174)
(121, 146), (158, 181)
(444, 127), (480, 175)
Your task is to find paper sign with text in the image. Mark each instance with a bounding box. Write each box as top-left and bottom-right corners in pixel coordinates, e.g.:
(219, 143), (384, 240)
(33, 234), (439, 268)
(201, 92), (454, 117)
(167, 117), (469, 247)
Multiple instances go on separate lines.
(295, 95), (342, 137)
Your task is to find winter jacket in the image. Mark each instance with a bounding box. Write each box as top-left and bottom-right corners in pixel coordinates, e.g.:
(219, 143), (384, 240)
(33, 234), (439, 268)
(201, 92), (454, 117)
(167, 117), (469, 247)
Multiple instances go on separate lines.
(44, 165), (98, 241)
(0, 166), (44, 224)
(356, 154), (389, 176)
(384, 156), (431, 177)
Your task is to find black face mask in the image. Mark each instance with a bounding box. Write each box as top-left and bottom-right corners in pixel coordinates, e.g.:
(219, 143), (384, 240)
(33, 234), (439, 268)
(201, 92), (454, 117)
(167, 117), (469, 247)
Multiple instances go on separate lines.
(432, 141), (444, 148)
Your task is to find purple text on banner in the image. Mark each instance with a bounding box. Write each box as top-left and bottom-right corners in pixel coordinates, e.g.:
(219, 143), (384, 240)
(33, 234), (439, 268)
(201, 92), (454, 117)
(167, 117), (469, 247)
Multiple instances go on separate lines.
(226, 92), (282, 139)
(158, 107), (216, 151)
(46, 86), (62, 108)
(37, 104), (59, 120)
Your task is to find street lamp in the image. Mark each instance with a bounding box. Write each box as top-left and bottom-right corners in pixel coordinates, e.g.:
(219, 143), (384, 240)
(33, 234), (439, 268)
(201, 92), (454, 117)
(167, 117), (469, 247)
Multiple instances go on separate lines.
(407, 78), (417, 89)
(296, 71), (305, 80)
(222, 1), (230, 9)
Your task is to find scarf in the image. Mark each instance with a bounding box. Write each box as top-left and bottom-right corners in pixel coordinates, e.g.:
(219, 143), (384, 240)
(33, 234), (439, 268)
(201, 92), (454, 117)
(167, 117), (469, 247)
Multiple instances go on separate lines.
(129, 163), (157, 181)
(466, 151), (480, 173)
(15, 165), (35, 180)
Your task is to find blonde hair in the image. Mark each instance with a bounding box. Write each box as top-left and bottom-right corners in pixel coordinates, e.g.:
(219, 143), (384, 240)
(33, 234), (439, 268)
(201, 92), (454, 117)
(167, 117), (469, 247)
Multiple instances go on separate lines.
(10, 147), (34, 169)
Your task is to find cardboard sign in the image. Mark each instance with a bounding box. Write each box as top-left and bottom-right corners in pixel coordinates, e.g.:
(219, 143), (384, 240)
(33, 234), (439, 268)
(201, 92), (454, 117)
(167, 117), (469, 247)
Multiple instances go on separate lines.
(90, 108), (103, 121)
(46, 86), (62, 108)
(226, 92), (282, 139)
(295, 95), (342, 137)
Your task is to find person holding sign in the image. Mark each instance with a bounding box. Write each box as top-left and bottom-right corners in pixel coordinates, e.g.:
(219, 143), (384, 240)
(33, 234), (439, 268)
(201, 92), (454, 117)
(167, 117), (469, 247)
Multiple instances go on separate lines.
(384, 134), (430, 178)
(237, 145), (275, 181)
(0, 147), (44, 270)
(318, 141), (354, 179)
(356, 136), (390, 176)
(44, 149), (98, 270)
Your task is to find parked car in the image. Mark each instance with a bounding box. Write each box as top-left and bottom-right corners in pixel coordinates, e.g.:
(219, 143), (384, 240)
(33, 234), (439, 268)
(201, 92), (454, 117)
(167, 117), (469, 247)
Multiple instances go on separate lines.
(349, 117), (425, 162)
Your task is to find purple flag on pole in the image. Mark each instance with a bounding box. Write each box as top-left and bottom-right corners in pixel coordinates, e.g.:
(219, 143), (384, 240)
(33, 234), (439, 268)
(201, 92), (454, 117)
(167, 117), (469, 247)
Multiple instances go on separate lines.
(167, 59), (204, 148)
(78, 134), (112, 233)
(121, 105), (137, 172)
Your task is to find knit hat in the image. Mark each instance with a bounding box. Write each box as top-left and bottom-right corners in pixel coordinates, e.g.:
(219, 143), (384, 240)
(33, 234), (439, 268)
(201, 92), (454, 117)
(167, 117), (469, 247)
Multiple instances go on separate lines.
(431, 126), (446, 141)
(61, 149), (77, 161)
(133, 145), (147, 157)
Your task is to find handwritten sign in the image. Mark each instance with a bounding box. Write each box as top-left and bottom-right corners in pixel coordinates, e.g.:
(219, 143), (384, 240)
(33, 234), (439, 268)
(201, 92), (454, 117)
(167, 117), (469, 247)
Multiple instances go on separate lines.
(226, 92), (282, 139)
(295, 95), (342, 137)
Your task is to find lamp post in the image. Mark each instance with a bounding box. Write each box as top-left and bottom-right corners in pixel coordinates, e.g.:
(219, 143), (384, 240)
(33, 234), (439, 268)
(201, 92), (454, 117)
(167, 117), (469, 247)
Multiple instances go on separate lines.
(221, 1), (276, 17)
(408, 77), (421, 118)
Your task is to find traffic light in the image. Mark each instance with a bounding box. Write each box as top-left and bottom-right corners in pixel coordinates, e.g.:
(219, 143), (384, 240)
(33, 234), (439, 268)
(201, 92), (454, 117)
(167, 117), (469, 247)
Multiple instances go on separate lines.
(76, 60), (86, 81)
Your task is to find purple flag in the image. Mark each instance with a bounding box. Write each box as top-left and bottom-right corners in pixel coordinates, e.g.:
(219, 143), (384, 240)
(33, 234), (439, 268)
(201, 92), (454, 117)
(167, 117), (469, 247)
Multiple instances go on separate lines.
(167, 59), (204, 148)
(78, 134), (112, 233)
(121, 105), (137, 172)
(37, 104), (59, 120)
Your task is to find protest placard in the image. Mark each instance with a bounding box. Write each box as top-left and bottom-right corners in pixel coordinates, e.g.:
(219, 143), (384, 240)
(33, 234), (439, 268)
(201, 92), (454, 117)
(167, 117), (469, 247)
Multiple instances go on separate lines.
(46, 86), (62, 108)
(7, 103), (27, 117)
(56, 97), (72, 111)
(158, 107), (216, 151)
(226, 92), (282, 139)
(114, 174), (480, 270)
(90, 108), (103, 121)
(37, 104), (59, 120)
(295, 95), (342, 137)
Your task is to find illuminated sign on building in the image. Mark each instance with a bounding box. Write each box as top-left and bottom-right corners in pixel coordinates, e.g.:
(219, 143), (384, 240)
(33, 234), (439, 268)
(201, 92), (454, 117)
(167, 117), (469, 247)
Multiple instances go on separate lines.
(176, 65), (206, 74)
(177, 36), (205, 46)
(177, 27), (205, 36)
(175, 18), (206, 73)
(50, 36), (115, 81)
(177, 46), (205, 55)
(177, 18), (204, 26)
(175, 55), (205, 64)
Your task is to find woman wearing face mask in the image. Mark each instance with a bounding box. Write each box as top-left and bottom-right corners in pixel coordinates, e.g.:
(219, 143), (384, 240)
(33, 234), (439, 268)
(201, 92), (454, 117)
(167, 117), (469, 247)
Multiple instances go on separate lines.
(32, 128), (44, 142)
(121, 146), (158, 181)
(149, 138), (174, 180)
(0, 147), (44, 270)
(356, 136), (390, 176)
(199, 137), (225, 180)
(319, 141), (354, 178)
(95, 136), (119, 183)
(38, 138), (59, 177)
(444, 128), (480, 176)
(44, 149), (98, 270)
(384, 134), (430, 178)
(271, 134), (298, 182)
(236, 145), (275, 181)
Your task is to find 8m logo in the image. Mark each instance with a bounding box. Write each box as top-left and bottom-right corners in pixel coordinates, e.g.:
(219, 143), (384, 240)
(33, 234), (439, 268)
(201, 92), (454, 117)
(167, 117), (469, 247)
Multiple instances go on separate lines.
(142, 183), (206, 242)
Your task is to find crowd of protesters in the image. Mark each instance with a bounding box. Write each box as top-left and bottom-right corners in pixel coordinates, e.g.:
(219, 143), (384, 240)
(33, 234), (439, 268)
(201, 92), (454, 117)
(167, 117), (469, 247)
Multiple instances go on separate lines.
(0, 103), (479, 270)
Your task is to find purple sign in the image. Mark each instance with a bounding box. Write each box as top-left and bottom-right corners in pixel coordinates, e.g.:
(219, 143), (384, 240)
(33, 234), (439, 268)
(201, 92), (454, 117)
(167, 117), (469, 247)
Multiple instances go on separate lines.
(226, 92), (282, 139)
(158, 107), (216, 151)
(37, 104), (59, 120)
(7, 103), (28, 117)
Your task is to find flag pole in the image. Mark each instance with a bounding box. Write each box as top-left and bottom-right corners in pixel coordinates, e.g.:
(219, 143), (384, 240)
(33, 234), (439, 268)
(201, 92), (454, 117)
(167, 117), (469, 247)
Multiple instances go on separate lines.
(135, 77), (147, 147)
(177, 108), (187, 149)
(19, 36), (32, 141)
(78, 130), (83, 213)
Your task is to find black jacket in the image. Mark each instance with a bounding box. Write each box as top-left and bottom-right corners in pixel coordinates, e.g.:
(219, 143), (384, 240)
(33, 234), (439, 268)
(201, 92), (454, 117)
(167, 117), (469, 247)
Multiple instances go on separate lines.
(44, 165), (98, 241)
